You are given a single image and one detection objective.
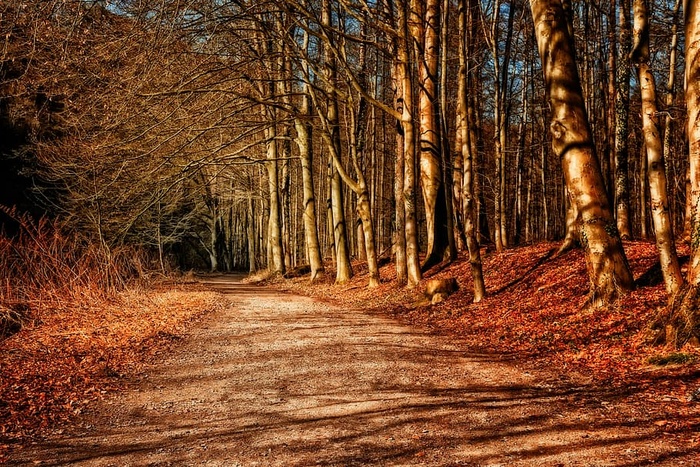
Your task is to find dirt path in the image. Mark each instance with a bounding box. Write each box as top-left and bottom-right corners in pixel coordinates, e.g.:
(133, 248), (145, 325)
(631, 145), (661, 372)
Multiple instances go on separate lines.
(8, 276), (697, 466)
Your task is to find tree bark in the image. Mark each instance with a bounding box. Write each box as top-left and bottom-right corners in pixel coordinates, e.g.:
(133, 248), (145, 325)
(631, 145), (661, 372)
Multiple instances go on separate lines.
(321, 0), (352, 283)
(295, 36), (325, 281)
(411, 0), (449, 270)
(393, 57), (409, 285)
(631, 0), (683, 296)
(440, 0), (457, 261)
(265, 124), (286, 276)
(247, 194), (257, 274)
(530, 0), (634, 306)
(399, 0), (422, 286)
(662, 0), (682, 233)
(654, 0), (700, 349)
(685, 0), (700, 283)
(615, 0), (633, 239)
(458, 0), (486, 302)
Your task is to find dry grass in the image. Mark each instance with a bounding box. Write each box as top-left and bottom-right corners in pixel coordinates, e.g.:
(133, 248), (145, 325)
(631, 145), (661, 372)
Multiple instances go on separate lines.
(0, 207), (148, 337)
(0, 210), (224, 460)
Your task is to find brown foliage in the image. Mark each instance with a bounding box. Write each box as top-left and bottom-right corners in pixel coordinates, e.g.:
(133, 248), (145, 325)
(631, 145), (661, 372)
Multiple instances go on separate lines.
(0, 207), (145, 337)
(0, 210), (224, 460)
(277, 241), (700, 441)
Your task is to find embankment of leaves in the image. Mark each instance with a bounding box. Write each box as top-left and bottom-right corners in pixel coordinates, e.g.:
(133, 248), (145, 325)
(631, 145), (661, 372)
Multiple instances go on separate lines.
(0, 211), (225, 460)
(0, 281), (224, 460)
(273, 241), (700, 435)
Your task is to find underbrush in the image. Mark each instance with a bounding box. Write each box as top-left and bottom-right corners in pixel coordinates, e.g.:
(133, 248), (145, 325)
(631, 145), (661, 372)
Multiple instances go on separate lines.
(0, 210), (223, 459)
(0, 208), (147, 338)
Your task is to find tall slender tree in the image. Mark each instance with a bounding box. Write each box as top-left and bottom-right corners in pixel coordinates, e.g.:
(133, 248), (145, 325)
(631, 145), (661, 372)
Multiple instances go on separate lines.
(631, 0), (683, 296)
(411, 0), (450, 270)
(529, 0), (634, 305)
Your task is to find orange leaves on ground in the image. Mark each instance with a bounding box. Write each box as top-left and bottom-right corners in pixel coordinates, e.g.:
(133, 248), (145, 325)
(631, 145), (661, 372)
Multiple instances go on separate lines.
(0, 283), (223, 459)
(278, 240), (700, 441)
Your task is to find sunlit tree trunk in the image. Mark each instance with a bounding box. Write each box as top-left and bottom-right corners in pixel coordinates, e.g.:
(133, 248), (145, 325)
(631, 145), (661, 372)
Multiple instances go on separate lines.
(399, 0), (422, 286)
(685, 0), (700, 283)
(457, 0), (486, 302)
(530, 0), (634, 306)
(631, 0), (682, 296)
(411, 0), (449, 270)
(393, 57), (409, 285)
(657, 0), (700, 348)
(295, 33), (324, 281)
(265, 123), (285, 276)
(321, 0), (352, 283)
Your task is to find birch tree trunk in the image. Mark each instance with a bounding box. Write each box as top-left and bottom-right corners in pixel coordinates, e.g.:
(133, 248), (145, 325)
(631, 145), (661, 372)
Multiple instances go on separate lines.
(631, 0), (683, 296)
(530, 0), (634, 306)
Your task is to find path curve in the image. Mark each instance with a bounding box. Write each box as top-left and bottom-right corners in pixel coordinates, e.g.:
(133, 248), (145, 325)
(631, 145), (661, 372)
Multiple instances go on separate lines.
(9, 276), (696, 466)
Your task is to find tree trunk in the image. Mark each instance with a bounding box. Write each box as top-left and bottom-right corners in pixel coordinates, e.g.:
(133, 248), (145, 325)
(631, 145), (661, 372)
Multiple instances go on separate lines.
(654, 0), (700, 349)
(399, 0), (422, 286)
(458, 0), (486, 302)
(295, 90), (325, 280)
(685, 0), (700, 283)
(247, 194), (256, 274)
(393, 58), (408, 285)
(411, 0), (449, 270)
(662, 0), (682, 232)
(631, 0), (683, 296)
(440, 0), (457, 261)
(530, 0), (634, 306)
(615, 0), (633, 239)
(266, 124), (286, 276)
(321, 0), (352, 283)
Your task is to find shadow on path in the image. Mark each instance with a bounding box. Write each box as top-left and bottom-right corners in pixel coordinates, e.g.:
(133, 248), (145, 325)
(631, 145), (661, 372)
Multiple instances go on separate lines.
(8, 276), (696, 466)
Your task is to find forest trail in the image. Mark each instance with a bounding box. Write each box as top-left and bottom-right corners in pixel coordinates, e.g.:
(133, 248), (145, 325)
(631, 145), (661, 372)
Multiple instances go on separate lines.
(8, 276), (697, 466)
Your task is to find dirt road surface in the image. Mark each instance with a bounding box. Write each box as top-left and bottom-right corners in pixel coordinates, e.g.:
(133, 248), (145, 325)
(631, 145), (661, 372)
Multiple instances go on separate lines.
(8, 276), (698, 466)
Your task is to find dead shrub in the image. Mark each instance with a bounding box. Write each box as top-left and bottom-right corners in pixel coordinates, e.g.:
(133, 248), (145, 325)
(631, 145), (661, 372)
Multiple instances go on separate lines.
(0, 207), (148, 338)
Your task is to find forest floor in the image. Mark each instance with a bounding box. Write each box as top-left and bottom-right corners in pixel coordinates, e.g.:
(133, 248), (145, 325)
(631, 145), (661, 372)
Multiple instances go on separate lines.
(3, 241), (700, 465)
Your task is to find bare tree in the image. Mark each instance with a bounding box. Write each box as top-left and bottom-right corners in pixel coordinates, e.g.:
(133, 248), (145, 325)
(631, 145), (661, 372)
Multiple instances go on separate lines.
(529, 0), (634, 306)
(631, 0), (682, 295)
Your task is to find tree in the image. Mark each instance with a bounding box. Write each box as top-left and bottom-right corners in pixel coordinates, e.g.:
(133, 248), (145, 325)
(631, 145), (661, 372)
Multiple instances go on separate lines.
(657, 0), (700, 348)
(484, 0), (516, 252)
(529, 0), (634, 306)
(457, 0), (486, 302)
(631, 0), (683, 296)
(321, 0), (353, 283)
(411, 0), (450, 270)
(395, 0), (423, 286)
(615, 0), (633, 240)
(294, 31), (326, 282)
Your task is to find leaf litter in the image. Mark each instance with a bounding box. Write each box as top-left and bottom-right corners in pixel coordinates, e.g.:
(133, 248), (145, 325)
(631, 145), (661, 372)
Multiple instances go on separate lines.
(275, 241), (700, 448)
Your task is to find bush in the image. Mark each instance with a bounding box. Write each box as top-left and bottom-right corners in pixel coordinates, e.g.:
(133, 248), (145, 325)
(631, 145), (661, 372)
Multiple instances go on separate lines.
(0, 207), (147, 338)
